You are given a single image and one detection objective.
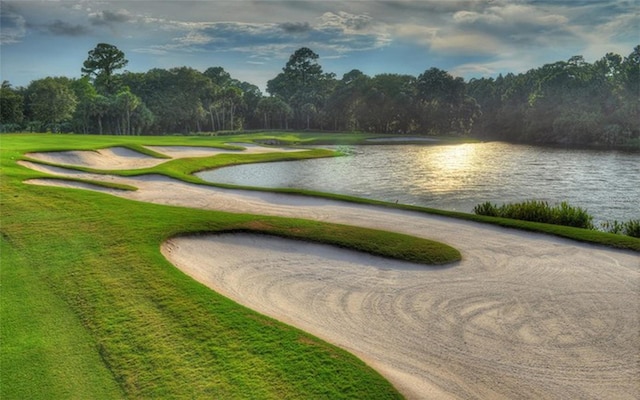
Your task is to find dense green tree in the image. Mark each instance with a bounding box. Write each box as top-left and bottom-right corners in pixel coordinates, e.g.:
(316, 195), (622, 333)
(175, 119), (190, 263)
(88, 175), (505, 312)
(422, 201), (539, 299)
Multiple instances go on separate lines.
(324, 70), (371, 131)
(202, 67), (262, 131)
(236, 81), (262, 129)
(115, 88), (142, 135)
(256, 96), (292, 129)
(416, 68), (471, 134)
(82, 43), (128, 94)
(0, 81), (24, 131)
(27, 77), (77, 132)
(125, 67), (211, 133)
(70, 77), (98, 134)
(91, 94), (111, 135)
(267, 47), (322, 100)
(467, 49), (639, 146)
(355, 74), (416, 133)
(130, 103), (155, 135)
(267, 47), (336, 129)
(7, 41), (639, 145)
(204, 67), (232, 87)
(215, 86), (244, 131)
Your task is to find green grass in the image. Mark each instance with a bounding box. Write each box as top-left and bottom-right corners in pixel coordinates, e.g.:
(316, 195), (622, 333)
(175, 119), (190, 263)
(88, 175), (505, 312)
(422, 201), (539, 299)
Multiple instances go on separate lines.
(2, 132), (637, 399)
(2, 132), (460, 400)
(1, 234), (125, 399)
(473, 200), (594, 229)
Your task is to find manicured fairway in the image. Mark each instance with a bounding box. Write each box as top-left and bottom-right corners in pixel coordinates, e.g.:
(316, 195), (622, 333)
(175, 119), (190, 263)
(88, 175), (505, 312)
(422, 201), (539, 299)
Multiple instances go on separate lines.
(2, 133), (637, 399)
(2, 133), (445, 399)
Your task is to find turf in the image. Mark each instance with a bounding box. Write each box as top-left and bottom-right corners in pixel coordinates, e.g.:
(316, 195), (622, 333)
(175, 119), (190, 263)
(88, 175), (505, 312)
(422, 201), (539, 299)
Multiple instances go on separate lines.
(3, 132), (451, 399)
(2, 131), (636, 399)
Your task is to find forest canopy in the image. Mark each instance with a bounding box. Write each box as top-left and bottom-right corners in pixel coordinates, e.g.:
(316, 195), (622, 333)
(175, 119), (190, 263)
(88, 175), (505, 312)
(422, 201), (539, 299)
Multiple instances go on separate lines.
(1, 43), (638, 147)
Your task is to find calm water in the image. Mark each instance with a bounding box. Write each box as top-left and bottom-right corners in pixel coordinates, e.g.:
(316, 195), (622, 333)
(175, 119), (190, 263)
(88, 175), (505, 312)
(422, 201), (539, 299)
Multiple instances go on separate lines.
(197, 142), (639, 224)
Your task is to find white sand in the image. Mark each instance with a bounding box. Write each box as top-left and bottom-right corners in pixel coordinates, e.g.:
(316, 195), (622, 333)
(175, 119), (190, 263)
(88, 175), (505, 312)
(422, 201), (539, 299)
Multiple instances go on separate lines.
(146, 143), (305, 158)
(25, 144), (305, 170)
(20, 145), (640, 400)
(25, 146), (166, 170)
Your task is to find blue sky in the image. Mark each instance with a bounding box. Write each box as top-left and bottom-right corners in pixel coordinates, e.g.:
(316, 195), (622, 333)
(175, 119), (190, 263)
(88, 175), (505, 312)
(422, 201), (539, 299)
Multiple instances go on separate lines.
(1, 0), (638, 92)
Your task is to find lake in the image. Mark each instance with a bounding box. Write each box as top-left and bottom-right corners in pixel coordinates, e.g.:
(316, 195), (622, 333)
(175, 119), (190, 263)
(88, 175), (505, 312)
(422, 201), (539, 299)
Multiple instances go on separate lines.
(197, 141), (639, 225)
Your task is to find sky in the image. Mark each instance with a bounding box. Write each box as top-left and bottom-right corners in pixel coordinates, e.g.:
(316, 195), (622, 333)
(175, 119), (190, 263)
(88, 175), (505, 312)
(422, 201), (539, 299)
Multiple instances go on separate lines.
(1, 0), (638, 92)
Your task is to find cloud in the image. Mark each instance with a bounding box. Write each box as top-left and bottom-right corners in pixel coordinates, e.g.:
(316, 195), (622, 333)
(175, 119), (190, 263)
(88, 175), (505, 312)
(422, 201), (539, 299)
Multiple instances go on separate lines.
(131, 14), (390, 62)
(315, 11), (390, 51)
(47, 20), (91, 36)
(452, 10), (502, 25)
(174, 30), (216, 46)
(319, 11), (373, 32)
(389, 0), (588, 62)
(0, 4), (26, 45)
(452, 3), (571, 39)
(89, 9), (133, 26)
(279, 22), (311, 34)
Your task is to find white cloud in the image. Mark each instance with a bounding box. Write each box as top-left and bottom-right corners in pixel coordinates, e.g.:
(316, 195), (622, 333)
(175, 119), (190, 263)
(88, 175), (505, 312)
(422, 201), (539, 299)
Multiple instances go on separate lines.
(89, 9), (133, 26)
(488, 3), (568, 26)
(431, 32), (504, 55)
(319, 11), (373, 32)
(392, 23), (502, 56)
(452, 10), (502, 25)
(173, 30), (217, 46)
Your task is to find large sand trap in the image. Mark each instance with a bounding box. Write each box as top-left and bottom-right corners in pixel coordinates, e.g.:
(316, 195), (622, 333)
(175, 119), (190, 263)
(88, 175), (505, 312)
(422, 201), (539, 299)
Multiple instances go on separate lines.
(20, 147), (640, 399)
(146, 143), (305, 158)
(164, 234), (639, 400)
(25, 143), (306, 170)
(24, 146), (168, 170)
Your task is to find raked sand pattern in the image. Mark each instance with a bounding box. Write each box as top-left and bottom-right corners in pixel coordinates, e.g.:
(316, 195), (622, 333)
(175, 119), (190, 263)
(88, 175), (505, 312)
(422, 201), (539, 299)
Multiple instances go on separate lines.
(20, 144), (640, 399)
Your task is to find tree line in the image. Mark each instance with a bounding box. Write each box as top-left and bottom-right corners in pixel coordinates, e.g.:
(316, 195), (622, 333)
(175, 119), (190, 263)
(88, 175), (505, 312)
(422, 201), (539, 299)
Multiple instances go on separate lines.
(1, 43), (638, 147)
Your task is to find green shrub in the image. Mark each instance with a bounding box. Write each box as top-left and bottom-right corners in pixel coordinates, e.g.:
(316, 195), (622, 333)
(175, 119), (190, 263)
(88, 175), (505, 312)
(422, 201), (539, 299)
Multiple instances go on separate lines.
(473, 201), (498, 217)
(623, 220), (640, 238)
(600, 219), (640, 238)
(474, 200), (594, 229)
(600, 220), (624, 234)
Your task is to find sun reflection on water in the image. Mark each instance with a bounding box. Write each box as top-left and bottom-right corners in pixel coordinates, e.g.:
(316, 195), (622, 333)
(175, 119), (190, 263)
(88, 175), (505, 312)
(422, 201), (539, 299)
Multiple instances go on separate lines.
(415, 143), (481, 193)
(198, 142), (639, 223)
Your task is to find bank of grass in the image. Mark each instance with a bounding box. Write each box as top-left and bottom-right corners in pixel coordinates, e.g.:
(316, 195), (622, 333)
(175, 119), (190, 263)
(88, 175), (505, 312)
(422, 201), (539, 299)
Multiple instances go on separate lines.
(4, 132), (637, 399)
(4, 132), (458, 400)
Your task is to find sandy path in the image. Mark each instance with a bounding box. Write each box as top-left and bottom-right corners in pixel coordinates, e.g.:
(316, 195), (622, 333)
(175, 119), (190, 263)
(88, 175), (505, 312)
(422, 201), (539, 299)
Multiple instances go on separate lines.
(20, 148), (640, 399)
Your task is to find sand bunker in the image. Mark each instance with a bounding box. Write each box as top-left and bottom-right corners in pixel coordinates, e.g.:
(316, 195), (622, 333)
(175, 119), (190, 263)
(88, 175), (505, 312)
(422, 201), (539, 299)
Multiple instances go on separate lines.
(25, 143), (306, 171)
(162, 233), (639, 400)
(146, 143), (305, 158)
(20, 145), (640, 400)
(25, 146), (166, 170)
(366, 136), (441, 142)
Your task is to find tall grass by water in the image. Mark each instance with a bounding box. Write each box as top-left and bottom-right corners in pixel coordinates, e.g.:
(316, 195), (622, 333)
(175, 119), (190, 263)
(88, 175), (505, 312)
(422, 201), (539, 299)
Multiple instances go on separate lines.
(474, 200), (640, 238)
(474, 200), (594, 229)
(599, 219), (640, 238)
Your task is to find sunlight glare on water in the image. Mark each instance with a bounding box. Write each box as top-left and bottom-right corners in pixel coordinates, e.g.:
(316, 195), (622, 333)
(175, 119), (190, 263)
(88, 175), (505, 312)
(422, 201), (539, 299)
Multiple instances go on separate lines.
(197, 142), (639, 224)
(415, 143), (481, 193)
